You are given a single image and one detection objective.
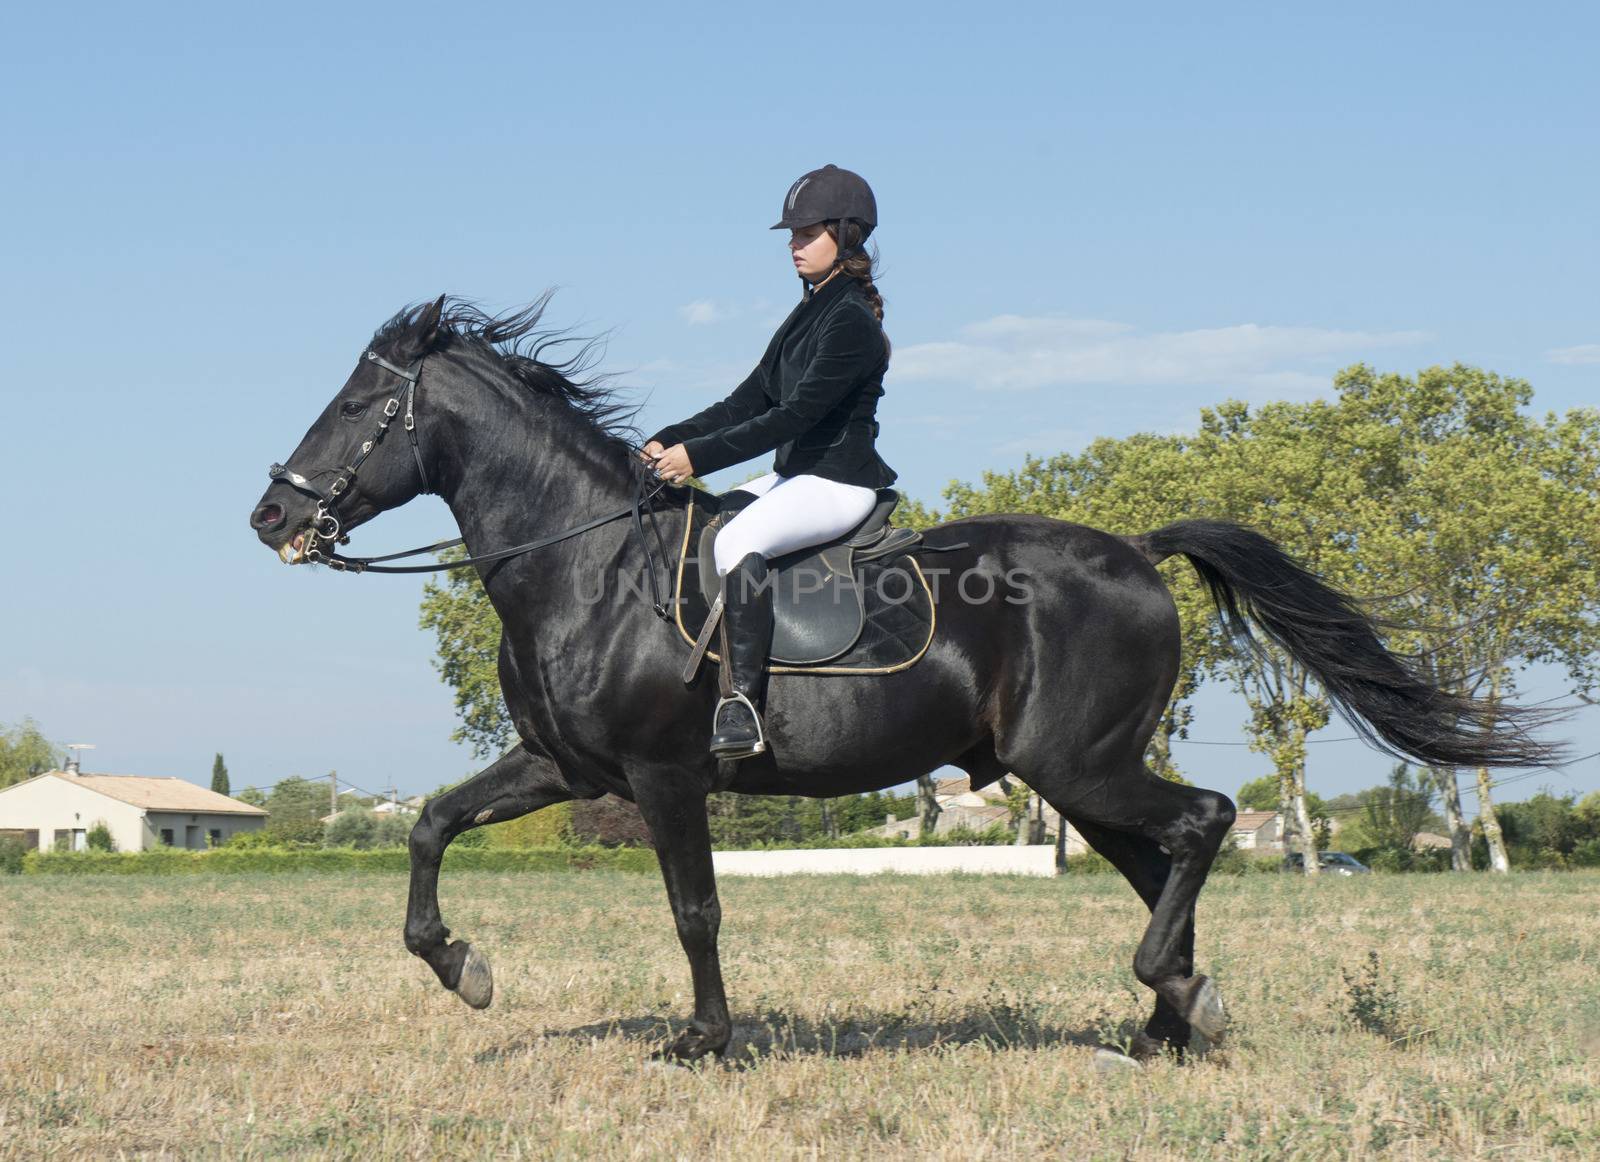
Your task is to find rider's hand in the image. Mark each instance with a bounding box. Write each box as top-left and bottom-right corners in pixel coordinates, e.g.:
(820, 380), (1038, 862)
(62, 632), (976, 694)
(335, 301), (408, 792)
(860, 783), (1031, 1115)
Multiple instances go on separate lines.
(652, 443), (695, 484)
(640, 439), (666, 462)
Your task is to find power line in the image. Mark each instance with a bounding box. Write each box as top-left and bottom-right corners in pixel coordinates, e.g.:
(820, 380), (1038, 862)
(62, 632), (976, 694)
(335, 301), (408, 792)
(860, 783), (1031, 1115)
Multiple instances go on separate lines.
(235, 771), (404, 804)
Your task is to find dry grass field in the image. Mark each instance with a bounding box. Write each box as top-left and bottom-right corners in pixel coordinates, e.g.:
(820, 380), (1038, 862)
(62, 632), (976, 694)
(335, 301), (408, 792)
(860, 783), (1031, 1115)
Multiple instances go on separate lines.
(3, 868), (1598, 1159)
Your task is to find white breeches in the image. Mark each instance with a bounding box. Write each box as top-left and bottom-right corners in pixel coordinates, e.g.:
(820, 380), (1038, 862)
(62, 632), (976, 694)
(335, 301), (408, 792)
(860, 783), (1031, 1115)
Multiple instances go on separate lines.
(713, 472), (879, 575)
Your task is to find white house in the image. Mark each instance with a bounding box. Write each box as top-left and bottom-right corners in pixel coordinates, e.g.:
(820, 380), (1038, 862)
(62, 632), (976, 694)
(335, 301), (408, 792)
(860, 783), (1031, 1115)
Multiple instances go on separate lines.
(1228, 810), (1285, 851)
(0, 766), (268, 852)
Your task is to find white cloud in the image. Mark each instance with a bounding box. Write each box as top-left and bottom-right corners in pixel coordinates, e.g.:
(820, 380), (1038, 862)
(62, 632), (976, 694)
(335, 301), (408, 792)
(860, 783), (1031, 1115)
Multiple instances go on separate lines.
(678, 297), (779, 328)
(1547, 344), (1600, 366)
(891, 314), (1430, 395)
(679, 299), (729, 326)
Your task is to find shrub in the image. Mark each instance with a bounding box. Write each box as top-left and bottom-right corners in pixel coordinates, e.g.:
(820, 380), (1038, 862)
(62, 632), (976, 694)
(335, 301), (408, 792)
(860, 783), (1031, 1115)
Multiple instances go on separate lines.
(1342, 950), (1406, 1039)
(485, 803), (572, 848)
(1352, 845), (1450, 874)
(1570, 838), (1600, 868)
(1362, 847), (1412, 873)
(323, 808), (414, 850)
(1064, 851), (1117, 875)
(85, 820), (116, 853)
(223, 828), (284, 850)
(19, 845), (659, 876)
(0, 835), (27, 875)
(1209, 844), (1279, 875)
(375, 812), (413, 847)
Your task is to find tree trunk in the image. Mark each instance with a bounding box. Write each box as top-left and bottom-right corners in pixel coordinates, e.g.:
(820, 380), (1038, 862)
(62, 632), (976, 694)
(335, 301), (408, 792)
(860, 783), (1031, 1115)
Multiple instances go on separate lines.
(1055, 817), (1068, 873)
(1292, 775), (1320, 877)
(1013, 794), (1032, 846)
(917, 775), (942, 839)
(1279, 734), (1319, 878)
(1476, 766), (1511, 873)
(1475, 671), (1511, 874)
(1430, 767), (1472, 872)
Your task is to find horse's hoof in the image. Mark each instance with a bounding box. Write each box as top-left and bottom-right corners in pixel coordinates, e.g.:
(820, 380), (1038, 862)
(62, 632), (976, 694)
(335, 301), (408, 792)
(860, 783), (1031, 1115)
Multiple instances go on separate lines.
(656, 1026), (728, 1063)
(1185, 975), (1227, 1043)
(1093, 1047), (1142, 1073)
(454, 944), (494, 1010)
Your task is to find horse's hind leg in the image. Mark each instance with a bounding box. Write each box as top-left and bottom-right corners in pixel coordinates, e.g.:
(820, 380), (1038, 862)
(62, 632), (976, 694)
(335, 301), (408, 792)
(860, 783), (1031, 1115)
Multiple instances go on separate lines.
(1067, 815), (1197, 1059)
(1033, 764), (1235, 1046)
(404, 742), (589, 1008)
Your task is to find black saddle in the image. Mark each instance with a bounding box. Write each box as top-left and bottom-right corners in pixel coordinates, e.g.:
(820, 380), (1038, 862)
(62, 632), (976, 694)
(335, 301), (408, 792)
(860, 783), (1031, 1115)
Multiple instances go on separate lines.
(670, 486), (936, 672)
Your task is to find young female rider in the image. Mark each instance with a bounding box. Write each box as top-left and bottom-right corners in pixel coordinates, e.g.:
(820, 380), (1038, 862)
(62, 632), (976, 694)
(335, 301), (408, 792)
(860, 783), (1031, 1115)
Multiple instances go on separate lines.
(641, 164), (897, 761)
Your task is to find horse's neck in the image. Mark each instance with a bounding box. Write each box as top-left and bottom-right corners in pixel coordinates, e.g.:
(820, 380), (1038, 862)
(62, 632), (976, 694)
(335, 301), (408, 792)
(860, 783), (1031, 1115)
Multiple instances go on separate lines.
(431, 361), (656, 610)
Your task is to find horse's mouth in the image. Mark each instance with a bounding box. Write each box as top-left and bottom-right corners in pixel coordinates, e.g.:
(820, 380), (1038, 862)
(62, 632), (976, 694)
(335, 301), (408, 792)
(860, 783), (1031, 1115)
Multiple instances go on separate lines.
(277, 529), (312, 565)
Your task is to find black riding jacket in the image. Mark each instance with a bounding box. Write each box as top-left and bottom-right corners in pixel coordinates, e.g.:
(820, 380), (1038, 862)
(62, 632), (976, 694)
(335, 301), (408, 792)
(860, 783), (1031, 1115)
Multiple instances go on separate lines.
(649, 274), (898, 490)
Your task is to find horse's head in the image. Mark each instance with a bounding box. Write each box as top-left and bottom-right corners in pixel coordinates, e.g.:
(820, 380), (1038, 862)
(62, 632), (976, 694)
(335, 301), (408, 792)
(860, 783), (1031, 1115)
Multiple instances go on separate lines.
(250, 296), (446, 564)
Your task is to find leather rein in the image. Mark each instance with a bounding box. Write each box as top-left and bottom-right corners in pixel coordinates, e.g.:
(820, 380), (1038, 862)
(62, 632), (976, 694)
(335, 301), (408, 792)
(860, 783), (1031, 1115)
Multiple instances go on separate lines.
(266, 349), (677, 620)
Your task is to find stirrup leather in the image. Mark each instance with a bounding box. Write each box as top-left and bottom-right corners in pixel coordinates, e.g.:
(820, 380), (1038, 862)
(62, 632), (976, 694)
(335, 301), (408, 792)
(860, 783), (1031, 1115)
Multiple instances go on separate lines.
(709, 690), (766, 757)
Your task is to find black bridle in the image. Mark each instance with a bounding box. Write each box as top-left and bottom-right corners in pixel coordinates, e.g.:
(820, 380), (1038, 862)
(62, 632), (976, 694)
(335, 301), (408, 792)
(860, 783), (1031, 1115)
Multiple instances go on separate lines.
(266, 349), (676, 620)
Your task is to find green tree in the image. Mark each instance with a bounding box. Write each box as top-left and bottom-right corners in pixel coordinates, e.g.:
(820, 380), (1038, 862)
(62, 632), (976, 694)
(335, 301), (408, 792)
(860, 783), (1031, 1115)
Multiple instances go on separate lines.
(1356, 764), (1436, 854)
(211, 753), (230, 797)
(0, 719), (61, 789)
(708, 793), (807, 847)
(323, 808), (412, 849)
(262, 776), (331, 844)
(944, 366), (1598, 877)
(1337, 365), (1600, 872)
(419, 553), (514, 758)
(1235, 776), (1279, 812)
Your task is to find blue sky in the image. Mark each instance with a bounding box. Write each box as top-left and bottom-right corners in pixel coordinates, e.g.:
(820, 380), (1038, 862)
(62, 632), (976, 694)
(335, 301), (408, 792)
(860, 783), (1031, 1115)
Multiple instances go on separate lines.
(3, 1), (1596, 809)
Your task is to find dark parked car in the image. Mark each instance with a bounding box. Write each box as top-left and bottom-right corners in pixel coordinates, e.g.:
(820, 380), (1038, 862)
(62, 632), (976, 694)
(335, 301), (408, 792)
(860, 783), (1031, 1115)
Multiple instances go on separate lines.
(1282, 850), (1371, 875)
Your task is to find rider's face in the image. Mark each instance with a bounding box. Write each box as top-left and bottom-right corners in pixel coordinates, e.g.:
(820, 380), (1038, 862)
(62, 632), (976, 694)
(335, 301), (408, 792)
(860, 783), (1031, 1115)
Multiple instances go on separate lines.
(788, 223), (838, 281)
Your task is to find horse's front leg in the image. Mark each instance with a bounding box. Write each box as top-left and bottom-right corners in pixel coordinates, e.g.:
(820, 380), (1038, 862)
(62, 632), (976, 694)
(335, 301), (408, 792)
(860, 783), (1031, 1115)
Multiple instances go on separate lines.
(404, 742), (584, 1008)
(632, 779), (731, 1061)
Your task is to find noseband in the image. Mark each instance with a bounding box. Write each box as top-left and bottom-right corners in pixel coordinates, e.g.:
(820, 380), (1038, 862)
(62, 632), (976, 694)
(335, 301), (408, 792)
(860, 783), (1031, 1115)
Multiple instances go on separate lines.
(265, 349), (675, 620)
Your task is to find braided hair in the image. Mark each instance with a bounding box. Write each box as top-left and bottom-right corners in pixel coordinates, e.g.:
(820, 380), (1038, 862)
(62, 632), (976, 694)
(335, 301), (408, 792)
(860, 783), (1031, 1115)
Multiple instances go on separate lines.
(825, 221), (890, 358)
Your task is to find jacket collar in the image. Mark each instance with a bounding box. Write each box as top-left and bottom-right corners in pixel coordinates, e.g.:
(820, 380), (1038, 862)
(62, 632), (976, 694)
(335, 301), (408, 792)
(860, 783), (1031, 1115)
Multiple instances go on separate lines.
(800, 270), (857, 307)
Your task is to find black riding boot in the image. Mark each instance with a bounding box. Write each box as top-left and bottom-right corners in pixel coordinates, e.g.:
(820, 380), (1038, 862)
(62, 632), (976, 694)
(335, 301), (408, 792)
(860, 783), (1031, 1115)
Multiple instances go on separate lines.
(709, 551), (774, 759)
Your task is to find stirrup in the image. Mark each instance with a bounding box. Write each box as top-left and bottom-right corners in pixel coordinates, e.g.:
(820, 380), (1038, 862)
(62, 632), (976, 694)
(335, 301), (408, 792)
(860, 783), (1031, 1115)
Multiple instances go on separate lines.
(709, 690), (766, 758)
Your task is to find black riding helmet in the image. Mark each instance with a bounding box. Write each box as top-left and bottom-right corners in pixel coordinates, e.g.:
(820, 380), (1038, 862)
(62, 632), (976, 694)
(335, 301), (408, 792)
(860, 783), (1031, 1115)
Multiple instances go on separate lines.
(771, 164), (876, 267)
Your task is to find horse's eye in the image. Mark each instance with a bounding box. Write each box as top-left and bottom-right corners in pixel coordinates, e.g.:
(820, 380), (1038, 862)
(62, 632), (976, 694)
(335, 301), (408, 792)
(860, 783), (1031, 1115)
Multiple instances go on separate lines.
(341, 401), (367, 419)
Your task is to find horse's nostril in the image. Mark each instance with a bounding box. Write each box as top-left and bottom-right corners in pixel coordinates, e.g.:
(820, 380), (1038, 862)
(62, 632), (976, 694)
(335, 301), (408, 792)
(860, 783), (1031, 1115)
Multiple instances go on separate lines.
(252, 503), (285, 529)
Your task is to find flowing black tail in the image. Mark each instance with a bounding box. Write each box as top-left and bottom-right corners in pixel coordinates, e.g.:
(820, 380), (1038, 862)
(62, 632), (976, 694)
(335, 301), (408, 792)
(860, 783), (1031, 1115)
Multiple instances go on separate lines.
(1135, 519), (1559, 769)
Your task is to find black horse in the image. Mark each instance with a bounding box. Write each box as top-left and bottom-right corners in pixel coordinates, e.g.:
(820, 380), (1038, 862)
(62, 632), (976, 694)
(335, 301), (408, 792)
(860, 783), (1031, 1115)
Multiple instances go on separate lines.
(250, 297), (1551, 1062)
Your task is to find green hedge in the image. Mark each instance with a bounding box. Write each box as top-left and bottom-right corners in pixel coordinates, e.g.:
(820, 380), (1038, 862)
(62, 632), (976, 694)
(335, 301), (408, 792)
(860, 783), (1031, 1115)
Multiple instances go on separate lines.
(18, 845), (659, 876)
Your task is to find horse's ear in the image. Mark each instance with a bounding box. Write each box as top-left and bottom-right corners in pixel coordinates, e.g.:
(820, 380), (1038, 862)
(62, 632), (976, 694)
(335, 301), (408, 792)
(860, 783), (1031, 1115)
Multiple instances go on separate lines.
(409, 292), (448, 356)
(416, 294), (446, 346)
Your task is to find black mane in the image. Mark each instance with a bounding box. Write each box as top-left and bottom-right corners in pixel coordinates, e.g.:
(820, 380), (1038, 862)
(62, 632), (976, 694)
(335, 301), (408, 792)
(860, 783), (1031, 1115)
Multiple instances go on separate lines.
(373, 293), (642, 449)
